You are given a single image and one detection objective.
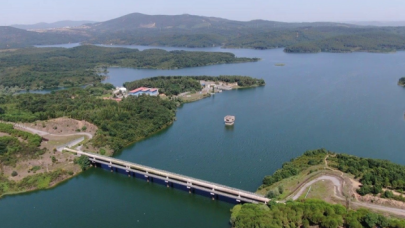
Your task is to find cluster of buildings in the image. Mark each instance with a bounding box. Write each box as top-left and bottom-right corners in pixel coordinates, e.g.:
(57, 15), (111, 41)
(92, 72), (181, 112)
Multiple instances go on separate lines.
(128, 87), (159, 96)
(107, 86), (159, 102)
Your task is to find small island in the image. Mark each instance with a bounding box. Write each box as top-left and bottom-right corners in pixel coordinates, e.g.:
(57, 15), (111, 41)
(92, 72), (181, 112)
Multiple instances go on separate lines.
(231, 149), (405, 228)
(398, 77), (405, 86)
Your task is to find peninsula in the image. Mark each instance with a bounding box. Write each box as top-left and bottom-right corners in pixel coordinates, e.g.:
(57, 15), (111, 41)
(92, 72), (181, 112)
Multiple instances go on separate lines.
(231, 149), (405, 227)
(0, 45), (259, 92)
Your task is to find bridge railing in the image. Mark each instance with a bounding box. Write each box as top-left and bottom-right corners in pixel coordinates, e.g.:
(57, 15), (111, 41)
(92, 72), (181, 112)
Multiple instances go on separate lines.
(64, 148), (269, 203)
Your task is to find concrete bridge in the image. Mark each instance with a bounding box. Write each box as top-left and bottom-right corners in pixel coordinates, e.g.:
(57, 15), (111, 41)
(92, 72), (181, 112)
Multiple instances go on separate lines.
(64, 148), (269, 204)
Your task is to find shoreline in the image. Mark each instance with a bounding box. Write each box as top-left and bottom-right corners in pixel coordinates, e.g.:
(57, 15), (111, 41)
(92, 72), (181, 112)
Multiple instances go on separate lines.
(0, 81), (263, 199)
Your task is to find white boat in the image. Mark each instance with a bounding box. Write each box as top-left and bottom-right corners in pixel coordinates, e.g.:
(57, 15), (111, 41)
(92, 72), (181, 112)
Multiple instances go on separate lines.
(224, 115), (235, 126)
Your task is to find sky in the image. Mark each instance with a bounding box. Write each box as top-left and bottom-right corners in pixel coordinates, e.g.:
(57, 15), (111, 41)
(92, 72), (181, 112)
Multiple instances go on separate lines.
(2, 0), (405, 25)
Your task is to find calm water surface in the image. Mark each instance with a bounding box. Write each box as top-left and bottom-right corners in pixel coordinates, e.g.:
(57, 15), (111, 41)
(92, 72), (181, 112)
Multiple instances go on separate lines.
(2, 45), (405, 228)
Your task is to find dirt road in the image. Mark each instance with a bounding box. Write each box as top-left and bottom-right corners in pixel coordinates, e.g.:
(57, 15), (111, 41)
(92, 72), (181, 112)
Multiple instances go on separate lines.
(290, 174), (405, 216)
(15, 124), (93, 139)
(292, 175), (342, 200)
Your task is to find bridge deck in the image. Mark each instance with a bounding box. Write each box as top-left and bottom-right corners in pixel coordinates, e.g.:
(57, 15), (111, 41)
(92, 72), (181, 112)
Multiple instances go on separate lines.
(64, 148), (269, 204)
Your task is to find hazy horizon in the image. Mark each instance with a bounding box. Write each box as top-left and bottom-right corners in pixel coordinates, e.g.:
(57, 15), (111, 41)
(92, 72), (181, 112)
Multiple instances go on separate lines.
(2, 0), (405, 26)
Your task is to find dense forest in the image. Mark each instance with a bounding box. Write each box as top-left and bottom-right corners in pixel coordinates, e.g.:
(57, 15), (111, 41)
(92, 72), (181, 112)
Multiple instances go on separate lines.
(329, 154), (405, 198)
(231, 199), (405, 228)
(123, 75), (265, 96)
(0, 84), (177, 152)
(261, 149), (405, 203)
(0, 45), (258, 90)
(284, 33), (405, 53)
(83, 14), (405, 52)
(4, 14), (405, 53)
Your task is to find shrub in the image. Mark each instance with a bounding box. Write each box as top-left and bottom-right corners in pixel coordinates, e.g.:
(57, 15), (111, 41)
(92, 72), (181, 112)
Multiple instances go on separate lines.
(74, 156), (90, 171)
(11, 171), (18, 177)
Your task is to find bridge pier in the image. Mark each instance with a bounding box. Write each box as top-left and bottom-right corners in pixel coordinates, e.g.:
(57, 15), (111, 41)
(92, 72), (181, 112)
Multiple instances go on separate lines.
(63, 148), (270, 205)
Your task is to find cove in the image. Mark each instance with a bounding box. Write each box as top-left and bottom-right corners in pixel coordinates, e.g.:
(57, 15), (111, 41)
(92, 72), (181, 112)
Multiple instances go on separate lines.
(1, 46), (405, 228)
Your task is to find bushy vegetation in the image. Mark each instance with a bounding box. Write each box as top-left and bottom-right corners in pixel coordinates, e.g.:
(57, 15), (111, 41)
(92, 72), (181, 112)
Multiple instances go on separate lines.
(0, 123), (42, 147)
(0, 169), (67, 197)
(231, 199), (405, 228)
(0, 84), (177, 152)
(329, 154), (405, 196)
(0, 123), (45, 166)
(123, 75), (265, 96)
(0, 45), (258, 90)
(262, 149), (328, 188)
(74, 156), (90, 171)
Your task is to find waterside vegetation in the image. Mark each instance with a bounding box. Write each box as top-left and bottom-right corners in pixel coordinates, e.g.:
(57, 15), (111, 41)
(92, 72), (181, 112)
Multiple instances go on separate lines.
(231, 199), (405, 228)
(123, 75), (265, 96)
(0, 45), (258, 91)
(0, 84), (177, 152)
(231, 150), (405, 227)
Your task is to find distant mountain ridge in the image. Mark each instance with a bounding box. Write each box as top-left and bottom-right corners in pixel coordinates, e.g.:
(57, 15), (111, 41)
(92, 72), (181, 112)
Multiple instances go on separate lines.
(2, 13), (405, 53)
(345, 21), (405, 27)
(0, 26), (84, 49)
(11, 20), (96, 30)
(87, 13), (353, 32)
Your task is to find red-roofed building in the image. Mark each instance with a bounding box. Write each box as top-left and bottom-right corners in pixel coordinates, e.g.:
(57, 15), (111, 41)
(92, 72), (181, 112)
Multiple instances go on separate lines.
(129, 87), (159, 96)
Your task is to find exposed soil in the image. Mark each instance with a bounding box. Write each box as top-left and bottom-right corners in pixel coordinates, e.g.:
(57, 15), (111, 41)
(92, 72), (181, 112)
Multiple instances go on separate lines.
(286, 155), (405, 217)
(24, 117), (97, 136)
(2, 117), (98, 182)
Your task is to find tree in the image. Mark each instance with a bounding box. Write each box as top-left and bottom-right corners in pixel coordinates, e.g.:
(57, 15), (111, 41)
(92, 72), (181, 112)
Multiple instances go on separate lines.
(11, 171), (18, 177)
(74, 156), (90, 171)
(278, 185), (284, 194)
(0, 141), (7, 154)
(364, 213), (378, 228)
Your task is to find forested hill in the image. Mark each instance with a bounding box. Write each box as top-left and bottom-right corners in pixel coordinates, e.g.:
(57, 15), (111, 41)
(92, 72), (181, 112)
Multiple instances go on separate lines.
(0, 84), (177, 152)
(83, 13), (405, 52)
(10, 20), (96, 30)
(0, 45), (258, 90)
(0, 26), (83, 49)
(3, 13), (405, 52)
(85, 13), (348, 32)
(284, 33), (405, 53)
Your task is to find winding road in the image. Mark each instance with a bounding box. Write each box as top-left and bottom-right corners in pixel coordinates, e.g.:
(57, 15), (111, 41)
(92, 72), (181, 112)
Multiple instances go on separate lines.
(290, 174), (405, 217)
(14, 124), (93, 139)
(292, 175), (342, 200)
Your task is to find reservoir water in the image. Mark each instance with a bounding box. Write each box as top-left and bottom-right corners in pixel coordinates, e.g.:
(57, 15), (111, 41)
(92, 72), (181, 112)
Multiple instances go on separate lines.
(2, 46), (405, 227)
